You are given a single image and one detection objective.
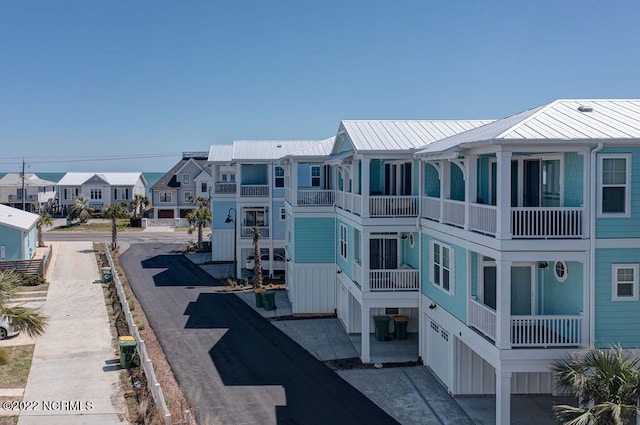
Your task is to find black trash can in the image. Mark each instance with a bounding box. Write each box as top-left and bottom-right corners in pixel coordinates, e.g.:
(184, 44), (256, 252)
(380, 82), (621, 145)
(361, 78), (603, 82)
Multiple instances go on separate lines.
(262, 291), (277, 311)
(393, 316), (408, 340)
(373, 316), (390, 341)
(255, 289), (265, 308)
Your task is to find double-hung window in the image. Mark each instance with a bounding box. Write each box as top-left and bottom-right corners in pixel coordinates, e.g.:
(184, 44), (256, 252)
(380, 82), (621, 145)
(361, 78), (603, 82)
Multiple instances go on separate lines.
(599, 154), (631, 216)
(431, 241), (453, 294)
(311, 166), (321, 187)
(90, 189), (102, 200)
(160, 192), (171, 203)
(612, 264), (639, 301)
(339, 224), (348, 260)
(182, 174), (190, 185)
(274, 167), (285, 188)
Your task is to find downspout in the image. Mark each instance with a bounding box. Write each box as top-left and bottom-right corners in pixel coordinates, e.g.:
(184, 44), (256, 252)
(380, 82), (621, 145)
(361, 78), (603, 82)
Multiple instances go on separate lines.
(589, 143), (603, 346)
(416, 157), (423, 362)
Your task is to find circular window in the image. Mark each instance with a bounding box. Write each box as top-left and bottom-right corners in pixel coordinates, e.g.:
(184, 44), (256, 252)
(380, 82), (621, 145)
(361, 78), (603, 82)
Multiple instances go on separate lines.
(554, 261), (568, 282)
(409, 233), (415, 247)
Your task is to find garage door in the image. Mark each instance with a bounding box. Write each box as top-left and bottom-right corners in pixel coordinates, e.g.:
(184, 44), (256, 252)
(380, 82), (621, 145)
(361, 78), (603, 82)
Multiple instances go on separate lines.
(157, 210), (175, 218)
(427, 319), (451, 389)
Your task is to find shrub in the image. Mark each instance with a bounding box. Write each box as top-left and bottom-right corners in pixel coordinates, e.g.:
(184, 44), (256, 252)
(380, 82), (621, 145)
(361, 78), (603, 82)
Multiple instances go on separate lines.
(0, 348), (9, 365)
(18, 273), (45, 287)
(129, 217), (142, 228)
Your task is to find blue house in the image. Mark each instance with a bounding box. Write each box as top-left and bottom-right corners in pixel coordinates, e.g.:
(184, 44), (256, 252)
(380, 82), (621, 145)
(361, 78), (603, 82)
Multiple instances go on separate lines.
(414, 99), (640, 424)
(0, 204), (38, 261)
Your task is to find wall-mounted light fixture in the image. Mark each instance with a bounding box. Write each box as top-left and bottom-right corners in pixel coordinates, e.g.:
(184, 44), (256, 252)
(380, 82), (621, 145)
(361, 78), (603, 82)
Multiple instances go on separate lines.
(429, 303), (436, 310)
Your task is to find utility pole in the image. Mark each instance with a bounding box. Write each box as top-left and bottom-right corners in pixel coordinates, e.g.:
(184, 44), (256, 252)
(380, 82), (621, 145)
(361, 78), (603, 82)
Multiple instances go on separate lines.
(21, 158), (26, 211)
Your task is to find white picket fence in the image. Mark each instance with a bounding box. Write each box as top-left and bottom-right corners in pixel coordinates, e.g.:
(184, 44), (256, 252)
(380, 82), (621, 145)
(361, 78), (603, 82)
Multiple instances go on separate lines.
(104, 245), (172, 424)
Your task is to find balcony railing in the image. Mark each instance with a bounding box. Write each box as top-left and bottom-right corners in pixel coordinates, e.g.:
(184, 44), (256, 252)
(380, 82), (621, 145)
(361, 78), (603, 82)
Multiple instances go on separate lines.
(422, 196), (441, 221)
(215, 182), (237, 194)
(240, 226), (270, 239)
(297, 189), (335, 206)
(511, 315), (583, 347)
(511, 207), (583, 239)
(469, 299), (497, 340)
(369, 269), (419, 291)
(240, 185), (269, 197)
(443, 199), (465, 227)
(469, 203), (497, 235)
(8, 194), (37, 201)
(369, 196), (418, 217)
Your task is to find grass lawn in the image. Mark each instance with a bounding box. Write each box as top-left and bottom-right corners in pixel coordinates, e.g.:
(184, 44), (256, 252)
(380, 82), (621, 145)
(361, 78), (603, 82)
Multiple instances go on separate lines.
(0, 345), (35, 388)
(15, 283), (49, 293)
(51, 219), (143, 232)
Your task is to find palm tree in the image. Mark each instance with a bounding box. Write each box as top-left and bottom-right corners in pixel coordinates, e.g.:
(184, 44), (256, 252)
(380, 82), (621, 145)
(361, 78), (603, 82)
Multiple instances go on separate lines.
(103, 203), (129, 251)
(36, 211), (53, 248)
(552, 345), (640, 425)
(0, 271), (47, 338)
(251, 226), (263, 289)
(189, 196), (209, 209)
(186, 208), (212, 251)
(67, 195), (93, 224)
(130, 194), (149, 219)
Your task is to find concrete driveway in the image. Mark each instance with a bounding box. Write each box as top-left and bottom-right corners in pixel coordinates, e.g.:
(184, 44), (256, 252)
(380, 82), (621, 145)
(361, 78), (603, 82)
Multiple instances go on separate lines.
(119, 243), (398, 425)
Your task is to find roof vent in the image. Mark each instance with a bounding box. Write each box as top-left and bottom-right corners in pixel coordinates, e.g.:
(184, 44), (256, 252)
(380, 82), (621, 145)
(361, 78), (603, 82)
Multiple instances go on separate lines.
(578, 105), (593, 113)
(276, 144), (282, 148)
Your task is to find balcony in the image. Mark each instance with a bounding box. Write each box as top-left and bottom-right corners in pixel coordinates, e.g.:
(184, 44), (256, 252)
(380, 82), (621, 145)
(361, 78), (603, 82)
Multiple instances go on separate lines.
(215, 182), (236, 194)
(468, 300), (584, 347)
(296, 189), (335, 206)
(8, 194), (37, 201)
(370, 269), (419, 291)
(240, 185), (269, 198)
(240, 226), (270, 239)
(335, 192), (418, 218)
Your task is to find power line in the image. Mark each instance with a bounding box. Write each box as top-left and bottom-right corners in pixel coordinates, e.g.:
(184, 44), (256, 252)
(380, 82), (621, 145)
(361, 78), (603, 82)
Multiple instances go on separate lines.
(0, 152), (181, 166)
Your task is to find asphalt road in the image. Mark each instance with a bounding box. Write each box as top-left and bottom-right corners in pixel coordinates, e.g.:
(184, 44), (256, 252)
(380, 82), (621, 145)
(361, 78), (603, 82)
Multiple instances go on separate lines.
(43, 230), (194, 244)
(119, 243), (399, 425)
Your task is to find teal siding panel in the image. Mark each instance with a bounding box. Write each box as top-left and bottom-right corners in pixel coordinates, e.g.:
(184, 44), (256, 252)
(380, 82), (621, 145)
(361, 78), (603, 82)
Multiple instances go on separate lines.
(450, 163), (465, 201)
(271, 200), (286, 240)
(294, 217), (335, 263)
(594, 248), (640, 347)
(596, 147), (640, 238)
(564, 152), (584, 208)
(424, 164), (440, 197)
(420, 233), (467, 322)
(336, 220), (352, 278)
(212, 200), (236, 228)
(0, 225), (23, 260)
(24, 227), (36, 259)
(241, 164), (267, 185)
(477, 157), (490, 205)
(370, 160), (382, 194)
(470, 252), (478, 297)
(413, 159), (420, 196)
(540, 261), (583, 315)
(401, 233), (419, 269)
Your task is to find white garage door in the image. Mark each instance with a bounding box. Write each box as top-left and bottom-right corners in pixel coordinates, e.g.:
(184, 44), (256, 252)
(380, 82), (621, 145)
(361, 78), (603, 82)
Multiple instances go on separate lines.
(427, 319), (451, 388)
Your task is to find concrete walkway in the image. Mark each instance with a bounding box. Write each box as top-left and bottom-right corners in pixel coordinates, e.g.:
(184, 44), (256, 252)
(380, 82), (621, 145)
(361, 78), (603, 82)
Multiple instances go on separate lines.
(18, 242), (127, 425)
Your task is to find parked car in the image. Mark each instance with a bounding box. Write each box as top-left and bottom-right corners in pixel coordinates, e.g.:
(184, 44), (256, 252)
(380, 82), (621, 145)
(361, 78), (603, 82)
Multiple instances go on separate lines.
(245, 254), (286, 272)
(0, 316), (19, 340)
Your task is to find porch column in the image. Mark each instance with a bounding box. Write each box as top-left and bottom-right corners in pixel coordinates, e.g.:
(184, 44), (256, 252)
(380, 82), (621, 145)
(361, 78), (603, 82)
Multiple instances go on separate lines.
(495, 369), (512, 425)
(361, 228), (370, 292)
(236, 164), (242, 199)
(465, 155), (477, 231)
(495, 259), (511, 349)
(361, 158), (370, 218)
(361, 306), (371, 363)
(211, 166), (218, 194)
(439, 160), (450, 224)
(495, 151), (512, 240)
(291, 163), (298, 206)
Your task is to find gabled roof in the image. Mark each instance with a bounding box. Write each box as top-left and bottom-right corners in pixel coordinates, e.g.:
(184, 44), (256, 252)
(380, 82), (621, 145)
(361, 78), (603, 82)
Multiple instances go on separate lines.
(416, 99), (640, 157)
(0, 173), (57, 187)
(58, 172), (147, 186)
(208, 144), (234, 163)
(232, 140), (327, 161)
(281, 137), (336, 160)
(151, 158), (210, 191)
(335, 120), (494, 154)
(0, 204), (38, 231)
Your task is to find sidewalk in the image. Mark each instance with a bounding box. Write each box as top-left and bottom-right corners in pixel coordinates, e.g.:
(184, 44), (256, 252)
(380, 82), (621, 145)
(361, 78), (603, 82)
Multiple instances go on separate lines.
(18, 241), (127, 424)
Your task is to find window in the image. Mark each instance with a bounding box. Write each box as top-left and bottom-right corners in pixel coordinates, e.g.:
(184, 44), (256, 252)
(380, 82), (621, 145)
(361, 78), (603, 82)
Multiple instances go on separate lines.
(201, 182), (208, 193)
(114, 188), (128, 200)
(184, 191), (192, 203)
(274, 167), (285, 188)
(280, 207), (286, 221)
(221, 174), (227, 182)
(90, 189), (102, 200)
(243, 207), (267, 227)
(554, 261), (568, 282)
(431, 241), (453, 294)
(612, 264), (638, 301)
(160, 192), (171, 203)
(354, 229), (361, 264)
(311, 166), (321, 187)
(599, 154), (631, 216)
(385, 307), (399, 315)
(182, 174), (190, 184)
(339, 224), (348, 260)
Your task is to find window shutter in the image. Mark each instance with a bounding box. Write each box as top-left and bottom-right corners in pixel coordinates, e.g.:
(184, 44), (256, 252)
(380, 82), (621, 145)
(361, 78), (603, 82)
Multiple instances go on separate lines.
(126, 189), (129, 199)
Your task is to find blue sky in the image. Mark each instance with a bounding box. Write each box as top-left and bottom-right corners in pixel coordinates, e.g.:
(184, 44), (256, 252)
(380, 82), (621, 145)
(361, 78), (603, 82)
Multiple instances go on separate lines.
(1, 0), (639, 172)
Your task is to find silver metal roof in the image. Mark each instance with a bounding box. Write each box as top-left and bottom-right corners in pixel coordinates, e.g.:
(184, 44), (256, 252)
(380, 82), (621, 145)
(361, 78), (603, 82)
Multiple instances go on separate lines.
(416, 99), (640, 157)
(339, 120), (493, 152)
(0, 173), (57, 187)
(282, 137), (335, 159)
(57, 172), (146, 186)
(232, 140), (327, 161)
(208, 144), (234, 163)
(0, 204), (38, 231)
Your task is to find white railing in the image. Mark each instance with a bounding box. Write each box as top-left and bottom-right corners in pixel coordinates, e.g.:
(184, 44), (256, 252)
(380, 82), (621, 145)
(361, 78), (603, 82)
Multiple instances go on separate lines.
(215, 182), (237, 194)
(352, 194), (362, 216)
(511, 315), (583, 347)
(240, 226), (270, 239)
(469, 203), (497, 235)
(512, 207), (583, 238)
(104, 245), (172, 424)
(422, 196), (441, 221)
(443, 199), (465, 227)
(469, 299), (497, 340)
(353, 262), (363, 289)
(369, 269), (419, 291)
(297, 189), (335, 206)
(240, 185), (269, 197)
(369, 196), (419, 217)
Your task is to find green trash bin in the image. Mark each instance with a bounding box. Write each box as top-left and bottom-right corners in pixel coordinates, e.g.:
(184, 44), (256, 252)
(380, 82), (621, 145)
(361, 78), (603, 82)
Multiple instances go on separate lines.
(393, 316), (408, 340)
(255, 289), (266, 308)
(262, 290), (276, 311)
(373, 316), (390, 341)
(101, 267), (112, 283)
(118, 336), (137, 369)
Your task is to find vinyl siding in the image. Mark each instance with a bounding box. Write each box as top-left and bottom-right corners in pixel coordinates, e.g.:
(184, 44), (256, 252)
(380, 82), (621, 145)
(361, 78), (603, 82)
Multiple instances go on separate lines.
(241, 163), (267, 185)
(563, 152), (584, 208)
(370, 160), (382, 194)
(401, 233), (419, 268)
(212, 200), (236, 229)
(450, 162), (465, 201)
(0, 225), (23, 260)
(336, 220), (352, 278)
(424, 163), (440, 198)
(294, 217), (335, 263)
(477, 157), (490, 205)
(271, 200), (286, 240)
(594, 248), (640, 347)
(539, 261), (583, 315)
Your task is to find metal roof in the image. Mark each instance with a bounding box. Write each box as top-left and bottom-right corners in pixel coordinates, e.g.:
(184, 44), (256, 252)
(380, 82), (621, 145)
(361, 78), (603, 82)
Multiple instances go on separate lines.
(208, 144), (234, 163)
(281, 137), (335, 160)
(416, 99), (640, 157)
(0, 204), (38, 231)
(232, 140), (328, 161)
(57, 172), (147, 186)
(0, 173), (57, 187)
(339, 120), (493, 152)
